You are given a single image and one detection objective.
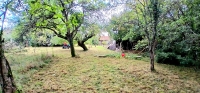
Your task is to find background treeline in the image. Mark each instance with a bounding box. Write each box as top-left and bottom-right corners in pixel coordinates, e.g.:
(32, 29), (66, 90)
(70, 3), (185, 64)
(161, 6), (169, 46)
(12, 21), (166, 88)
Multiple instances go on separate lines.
(108, 0), (200, 67)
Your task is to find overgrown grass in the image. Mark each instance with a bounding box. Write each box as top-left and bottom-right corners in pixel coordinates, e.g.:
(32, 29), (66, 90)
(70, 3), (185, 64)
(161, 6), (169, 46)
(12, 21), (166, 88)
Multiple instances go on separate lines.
(5, 47), (55, 91)
(5, 46), (200, 92)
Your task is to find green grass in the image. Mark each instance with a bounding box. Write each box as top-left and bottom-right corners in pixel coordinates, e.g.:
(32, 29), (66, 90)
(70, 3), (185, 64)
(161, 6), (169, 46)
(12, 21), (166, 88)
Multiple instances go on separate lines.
(5, 47), (55, 91)
(5, 46), (200, 92)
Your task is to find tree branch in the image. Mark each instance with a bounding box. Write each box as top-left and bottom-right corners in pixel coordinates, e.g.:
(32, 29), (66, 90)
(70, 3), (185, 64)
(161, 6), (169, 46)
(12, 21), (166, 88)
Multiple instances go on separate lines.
(37, 26), (66, 40)
(59, 0), (68, 22)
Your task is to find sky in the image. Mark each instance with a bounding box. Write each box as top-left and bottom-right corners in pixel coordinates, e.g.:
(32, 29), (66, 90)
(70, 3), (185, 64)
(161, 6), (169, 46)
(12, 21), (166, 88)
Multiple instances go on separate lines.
(102, 4), (125, 21)
(87, 2), (125, 26)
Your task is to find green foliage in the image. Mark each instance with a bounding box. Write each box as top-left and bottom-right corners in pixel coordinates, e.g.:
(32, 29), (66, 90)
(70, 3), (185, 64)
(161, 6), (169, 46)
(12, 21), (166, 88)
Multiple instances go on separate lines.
(156, 52), (180, 66)
(25, 0), (106, 56)
(156, 52), (199, 67)
(76, 23), (100, 42)
(134, 39), (148, 50)
(70, 12), (84, 27)
(91, 37), (99, 45)
(106, 53), (121, 58)
(109, 11), (142, 42)
(50, 36), (68, 45)
(155, 0), (200, 67)
(108, 0), (200, 68)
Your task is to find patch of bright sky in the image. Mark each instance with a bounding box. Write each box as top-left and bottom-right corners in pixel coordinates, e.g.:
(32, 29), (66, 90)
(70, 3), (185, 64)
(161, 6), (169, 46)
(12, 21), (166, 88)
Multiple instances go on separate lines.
(104, 4), (125, 19)
(0, 0), (22, 30)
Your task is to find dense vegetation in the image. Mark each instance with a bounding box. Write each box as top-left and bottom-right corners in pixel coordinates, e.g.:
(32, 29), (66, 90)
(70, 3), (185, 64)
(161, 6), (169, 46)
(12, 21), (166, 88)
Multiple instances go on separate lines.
(108, 0), (200, 68)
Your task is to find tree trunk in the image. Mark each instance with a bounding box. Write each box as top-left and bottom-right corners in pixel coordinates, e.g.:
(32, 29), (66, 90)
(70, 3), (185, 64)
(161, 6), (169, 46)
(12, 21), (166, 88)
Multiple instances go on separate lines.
(76, 34), (94, 51)
(0, 41), (16, 93)
(149, 0), (159, 71)
(120, 42), (123, 52)
(69, 38), (76, 57)
(149, 44), (155, 71)
(78, 41), (88, 51)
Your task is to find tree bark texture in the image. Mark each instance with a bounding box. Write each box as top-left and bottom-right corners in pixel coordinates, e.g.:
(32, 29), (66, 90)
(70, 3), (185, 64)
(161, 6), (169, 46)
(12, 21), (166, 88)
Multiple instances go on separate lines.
(1, 58), (17, 93)
(0, 9), (17, 91)
(149, 42), (155, 71)
(0, 44), (16, 93)
(77, 34), (94, 51)
(69, 38), (76, 57)
(149, 0), (159, 71)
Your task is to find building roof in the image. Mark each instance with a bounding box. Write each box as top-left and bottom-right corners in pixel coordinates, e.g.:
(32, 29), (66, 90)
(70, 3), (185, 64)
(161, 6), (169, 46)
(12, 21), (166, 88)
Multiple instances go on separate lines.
(99, 36), (110, 41)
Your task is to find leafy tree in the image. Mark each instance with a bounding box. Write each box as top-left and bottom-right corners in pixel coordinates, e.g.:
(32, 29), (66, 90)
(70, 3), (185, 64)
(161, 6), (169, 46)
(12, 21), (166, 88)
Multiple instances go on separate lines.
(27, 0), (84, 57)
(108, 11), (143, 51)
(128, 0), (160, 71)
(108, 0), (160, 71)
(76, 23), (100, 51)
(51, 36), (68, 46)
(73, 0), (106, 51)
(27, 0), (106, 56)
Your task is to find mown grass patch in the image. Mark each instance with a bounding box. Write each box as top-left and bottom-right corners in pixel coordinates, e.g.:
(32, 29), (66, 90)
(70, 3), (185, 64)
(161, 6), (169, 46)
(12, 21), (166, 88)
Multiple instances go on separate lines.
(5, 46), (200, 92)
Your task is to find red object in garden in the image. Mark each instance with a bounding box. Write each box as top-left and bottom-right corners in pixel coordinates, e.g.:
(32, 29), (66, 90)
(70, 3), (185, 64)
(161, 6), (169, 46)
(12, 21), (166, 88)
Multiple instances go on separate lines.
(121, 53), (125, 57)
(63, 42), (67, 46)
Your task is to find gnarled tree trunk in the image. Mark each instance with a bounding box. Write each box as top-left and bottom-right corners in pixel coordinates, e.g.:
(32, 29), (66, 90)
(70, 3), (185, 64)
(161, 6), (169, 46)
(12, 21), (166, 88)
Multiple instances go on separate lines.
(78, 41), (88, 51)
(77, 34), (94, 51)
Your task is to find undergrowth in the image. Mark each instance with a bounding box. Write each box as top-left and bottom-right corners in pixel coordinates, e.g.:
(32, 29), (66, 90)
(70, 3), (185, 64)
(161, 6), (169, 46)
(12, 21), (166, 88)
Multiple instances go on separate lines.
(5, 47), (55, 92)
(106, 52), (149, 62)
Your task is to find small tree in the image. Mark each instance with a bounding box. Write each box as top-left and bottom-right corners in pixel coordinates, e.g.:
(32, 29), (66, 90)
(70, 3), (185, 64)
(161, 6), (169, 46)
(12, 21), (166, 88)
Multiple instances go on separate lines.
(132, 0), (160, 71)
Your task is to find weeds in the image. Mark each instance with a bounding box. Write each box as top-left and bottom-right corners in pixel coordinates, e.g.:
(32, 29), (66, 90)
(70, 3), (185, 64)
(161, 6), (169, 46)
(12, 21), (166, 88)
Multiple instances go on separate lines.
(5, 47), (55, 92)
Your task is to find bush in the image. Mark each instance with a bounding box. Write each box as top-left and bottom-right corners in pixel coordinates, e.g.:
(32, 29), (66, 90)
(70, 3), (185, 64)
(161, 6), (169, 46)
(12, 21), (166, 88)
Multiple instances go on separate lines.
(134, 39), (148, 50)
(156, 52), (200, 67)
(141, 52), (149, 57)
(156, 52), (180, 66)
(178, 57), (195, 67)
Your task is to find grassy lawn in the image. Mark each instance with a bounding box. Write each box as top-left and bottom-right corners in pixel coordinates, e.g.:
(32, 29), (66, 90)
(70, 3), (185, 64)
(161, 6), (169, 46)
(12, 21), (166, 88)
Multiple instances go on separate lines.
(5, 46), (200, 93)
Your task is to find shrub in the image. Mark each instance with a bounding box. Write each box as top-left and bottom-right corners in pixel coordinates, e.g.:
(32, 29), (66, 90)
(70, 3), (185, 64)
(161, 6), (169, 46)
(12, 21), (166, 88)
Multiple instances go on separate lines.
(141, 52), (149, 57)
(134, 39), (148, 50)
(178, 57), (195, 67)
(156, 52), (180, 66)
(156, 52), (200, 67)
